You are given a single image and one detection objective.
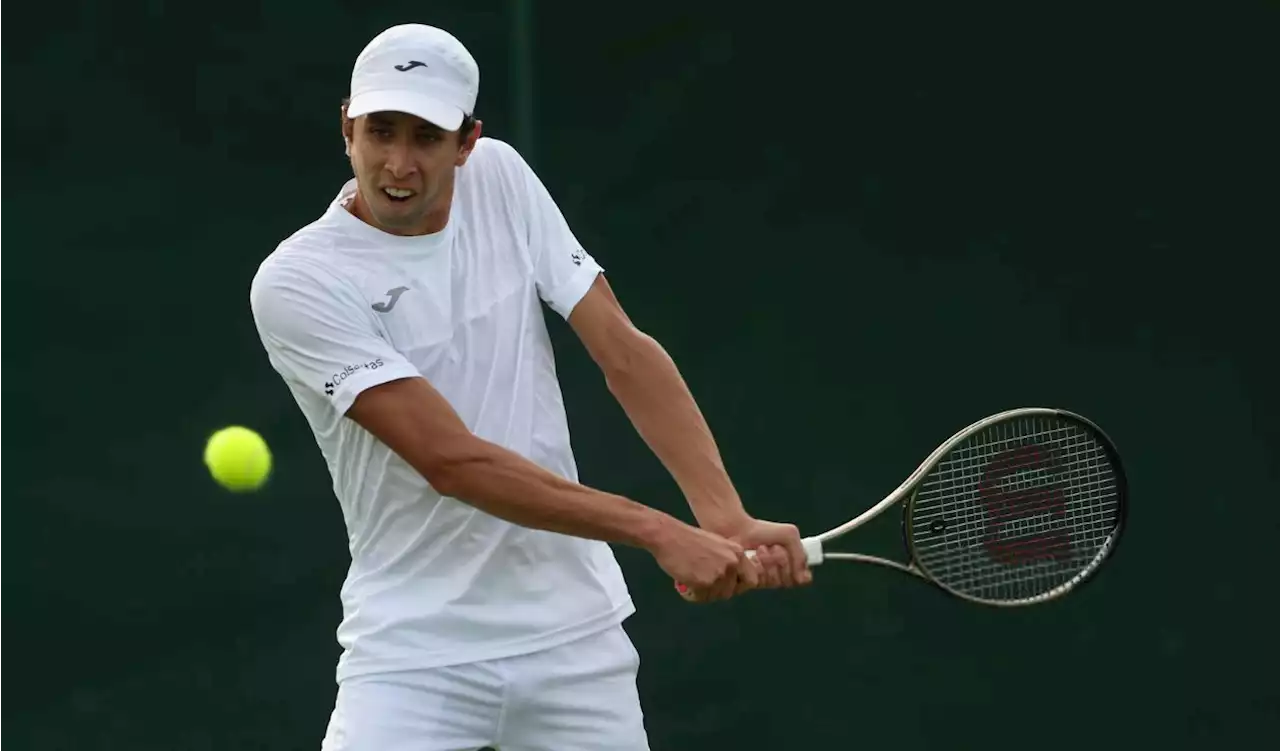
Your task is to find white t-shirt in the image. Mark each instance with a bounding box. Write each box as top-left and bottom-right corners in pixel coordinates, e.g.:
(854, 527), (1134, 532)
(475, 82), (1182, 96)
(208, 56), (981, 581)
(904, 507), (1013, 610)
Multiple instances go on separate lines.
(249, 137), (634, 681)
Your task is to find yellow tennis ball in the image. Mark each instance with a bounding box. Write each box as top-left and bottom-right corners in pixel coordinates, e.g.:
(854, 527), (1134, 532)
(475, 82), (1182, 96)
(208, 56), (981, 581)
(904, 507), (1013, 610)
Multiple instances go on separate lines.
(203, 426), (272, 492)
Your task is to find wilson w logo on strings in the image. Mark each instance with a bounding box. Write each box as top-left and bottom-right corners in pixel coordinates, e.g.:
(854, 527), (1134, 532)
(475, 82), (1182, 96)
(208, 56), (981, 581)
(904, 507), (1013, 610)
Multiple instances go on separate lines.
(977, 443), (1073, 565)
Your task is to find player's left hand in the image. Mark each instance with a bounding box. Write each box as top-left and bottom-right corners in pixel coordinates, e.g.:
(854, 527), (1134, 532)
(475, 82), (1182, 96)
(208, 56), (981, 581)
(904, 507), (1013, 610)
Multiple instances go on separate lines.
(711, 516), (813, 590)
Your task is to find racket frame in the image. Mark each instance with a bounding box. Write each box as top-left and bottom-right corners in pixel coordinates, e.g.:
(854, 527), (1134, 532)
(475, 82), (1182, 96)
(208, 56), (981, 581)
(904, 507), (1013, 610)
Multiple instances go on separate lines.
(798, 406), (1128, 607)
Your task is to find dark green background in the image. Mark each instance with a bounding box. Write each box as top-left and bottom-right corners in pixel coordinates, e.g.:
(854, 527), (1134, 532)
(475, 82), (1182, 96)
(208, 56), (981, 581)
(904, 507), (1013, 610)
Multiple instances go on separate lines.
(5, 1), (1277, 748)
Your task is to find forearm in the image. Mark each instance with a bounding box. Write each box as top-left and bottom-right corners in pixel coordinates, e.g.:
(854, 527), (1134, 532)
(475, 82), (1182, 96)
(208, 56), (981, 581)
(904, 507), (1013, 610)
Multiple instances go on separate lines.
(434, 438), (673, 550)
(604, 332), (748, 531)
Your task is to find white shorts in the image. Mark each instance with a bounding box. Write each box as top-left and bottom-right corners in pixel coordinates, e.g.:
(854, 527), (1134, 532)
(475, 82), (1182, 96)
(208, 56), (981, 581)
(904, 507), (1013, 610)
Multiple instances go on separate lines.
(320, 624), (650, 751)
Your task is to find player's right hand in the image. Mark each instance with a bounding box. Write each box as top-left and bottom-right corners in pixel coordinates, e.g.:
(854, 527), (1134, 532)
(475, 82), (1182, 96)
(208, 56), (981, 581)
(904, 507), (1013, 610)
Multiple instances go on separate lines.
(647, 520), (760, 602)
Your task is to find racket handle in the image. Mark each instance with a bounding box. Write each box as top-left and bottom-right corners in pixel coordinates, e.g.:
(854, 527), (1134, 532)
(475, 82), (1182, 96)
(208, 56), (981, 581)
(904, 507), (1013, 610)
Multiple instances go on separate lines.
(676, 536), (824, 602)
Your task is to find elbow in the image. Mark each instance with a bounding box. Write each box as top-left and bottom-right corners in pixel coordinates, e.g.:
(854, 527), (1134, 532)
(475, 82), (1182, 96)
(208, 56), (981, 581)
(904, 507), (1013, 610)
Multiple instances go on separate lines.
(418, 438), (488, 498)
(424, 461), (464, 498)
(600, 326), (661, 386)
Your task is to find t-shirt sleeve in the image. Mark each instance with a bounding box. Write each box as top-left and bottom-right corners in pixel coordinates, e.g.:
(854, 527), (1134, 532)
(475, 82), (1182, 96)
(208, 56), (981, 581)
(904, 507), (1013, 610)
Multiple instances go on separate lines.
(498, 142), (604, 319)
(250, 258), (423, 415)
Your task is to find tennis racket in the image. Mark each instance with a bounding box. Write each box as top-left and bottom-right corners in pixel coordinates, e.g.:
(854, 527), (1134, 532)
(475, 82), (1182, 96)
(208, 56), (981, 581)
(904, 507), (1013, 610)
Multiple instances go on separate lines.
(678, 407), (1127, 607)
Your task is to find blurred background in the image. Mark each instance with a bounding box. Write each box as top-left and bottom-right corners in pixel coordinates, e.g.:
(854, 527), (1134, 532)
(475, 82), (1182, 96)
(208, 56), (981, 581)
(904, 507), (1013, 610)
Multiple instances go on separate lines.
(4, 1), (1278, 748)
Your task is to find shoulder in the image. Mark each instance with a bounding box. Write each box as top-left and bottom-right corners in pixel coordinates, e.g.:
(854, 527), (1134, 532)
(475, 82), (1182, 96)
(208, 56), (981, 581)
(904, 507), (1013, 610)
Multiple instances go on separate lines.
(459, 136), (536, 190)
(253, 192), (366, 293)
(454, 137), (551, 238)
(254, 242), (334, 304)
(468, 136), (526, 168)
(458, 137), (568, 231)
(251, 223), (362, 326)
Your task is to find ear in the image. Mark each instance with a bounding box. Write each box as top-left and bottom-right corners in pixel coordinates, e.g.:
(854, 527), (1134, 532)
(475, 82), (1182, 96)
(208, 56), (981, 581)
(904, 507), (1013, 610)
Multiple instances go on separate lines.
(455, 119), (483, 167)
(341, 106), (355, 157)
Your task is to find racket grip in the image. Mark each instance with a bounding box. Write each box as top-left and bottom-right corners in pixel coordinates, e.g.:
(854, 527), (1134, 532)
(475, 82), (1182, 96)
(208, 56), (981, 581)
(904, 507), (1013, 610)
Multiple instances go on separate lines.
(676, 536), (825, 602)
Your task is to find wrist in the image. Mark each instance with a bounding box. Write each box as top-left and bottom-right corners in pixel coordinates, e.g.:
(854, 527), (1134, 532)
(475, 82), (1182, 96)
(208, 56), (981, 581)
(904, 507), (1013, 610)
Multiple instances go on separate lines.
(686, 485), (748, 532)
(695, 508), (752, 537)
(631, 507), (682, 552)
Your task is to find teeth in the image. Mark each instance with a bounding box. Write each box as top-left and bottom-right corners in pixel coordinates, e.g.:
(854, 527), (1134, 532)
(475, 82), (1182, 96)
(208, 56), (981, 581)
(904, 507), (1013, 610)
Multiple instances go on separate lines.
(384, 187), (414, 198)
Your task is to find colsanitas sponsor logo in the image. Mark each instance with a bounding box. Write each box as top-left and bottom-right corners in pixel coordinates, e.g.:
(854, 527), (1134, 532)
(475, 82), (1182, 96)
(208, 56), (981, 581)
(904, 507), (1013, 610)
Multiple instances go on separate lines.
(323, 358), (385, 396)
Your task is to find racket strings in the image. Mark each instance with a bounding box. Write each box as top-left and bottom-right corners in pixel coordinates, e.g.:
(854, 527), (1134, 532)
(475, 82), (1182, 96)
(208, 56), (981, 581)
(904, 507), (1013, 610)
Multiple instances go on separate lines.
(908, 414), (1121, 604)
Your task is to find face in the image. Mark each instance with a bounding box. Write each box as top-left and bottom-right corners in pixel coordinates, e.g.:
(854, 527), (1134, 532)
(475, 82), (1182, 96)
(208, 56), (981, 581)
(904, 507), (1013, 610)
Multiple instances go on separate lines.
(343, 109), (481, 236)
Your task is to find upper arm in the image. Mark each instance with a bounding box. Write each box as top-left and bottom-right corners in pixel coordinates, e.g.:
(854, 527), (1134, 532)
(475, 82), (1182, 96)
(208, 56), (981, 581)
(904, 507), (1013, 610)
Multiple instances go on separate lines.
(345, 376), (480, 488)
(568, 273), (650, 376)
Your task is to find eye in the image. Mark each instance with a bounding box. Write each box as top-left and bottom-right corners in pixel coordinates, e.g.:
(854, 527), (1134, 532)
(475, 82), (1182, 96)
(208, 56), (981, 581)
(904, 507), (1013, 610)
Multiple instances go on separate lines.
(417, 131), (444, 144)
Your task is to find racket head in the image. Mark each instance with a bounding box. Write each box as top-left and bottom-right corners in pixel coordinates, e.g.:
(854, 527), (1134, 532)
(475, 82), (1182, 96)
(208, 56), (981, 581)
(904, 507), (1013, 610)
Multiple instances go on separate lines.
(900, 408), (1127, 607)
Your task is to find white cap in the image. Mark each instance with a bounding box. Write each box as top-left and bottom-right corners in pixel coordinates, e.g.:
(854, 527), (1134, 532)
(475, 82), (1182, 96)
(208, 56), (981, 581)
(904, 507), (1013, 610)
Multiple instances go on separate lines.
(346, 24), (479, 131)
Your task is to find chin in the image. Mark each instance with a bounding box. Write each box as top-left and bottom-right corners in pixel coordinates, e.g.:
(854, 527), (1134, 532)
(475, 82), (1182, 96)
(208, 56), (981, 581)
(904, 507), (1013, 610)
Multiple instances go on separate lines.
(373, 196), (419, 217)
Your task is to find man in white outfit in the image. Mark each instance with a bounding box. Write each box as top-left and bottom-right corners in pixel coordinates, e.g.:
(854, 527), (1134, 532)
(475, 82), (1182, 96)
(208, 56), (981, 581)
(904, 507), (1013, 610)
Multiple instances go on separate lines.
(250, 22), (812, 750)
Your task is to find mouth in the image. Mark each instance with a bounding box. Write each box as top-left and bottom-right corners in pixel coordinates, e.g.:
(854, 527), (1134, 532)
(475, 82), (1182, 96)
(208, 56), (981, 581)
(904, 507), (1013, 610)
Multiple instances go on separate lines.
(381, 187), (417, 203)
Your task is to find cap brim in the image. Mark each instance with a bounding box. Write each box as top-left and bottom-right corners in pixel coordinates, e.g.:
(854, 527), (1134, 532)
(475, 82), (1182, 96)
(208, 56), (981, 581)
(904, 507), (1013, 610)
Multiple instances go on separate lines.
(347, 90), (465, 131)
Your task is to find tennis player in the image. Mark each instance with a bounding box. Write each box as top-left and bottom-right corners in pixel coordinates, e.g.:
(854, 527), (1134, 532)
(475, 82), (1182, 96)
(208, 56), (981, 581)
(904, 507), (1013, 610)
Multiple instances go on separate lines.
(250, 23), (811, 750)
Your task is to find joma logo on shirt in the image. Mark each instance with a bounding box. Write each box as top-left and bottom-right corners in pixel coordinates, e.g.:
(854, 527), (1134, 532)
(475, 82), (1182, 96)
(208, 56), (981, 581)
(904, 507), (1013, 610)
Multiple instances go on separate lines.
(323, 359), (386, 396)
(372, 286), (411, 313)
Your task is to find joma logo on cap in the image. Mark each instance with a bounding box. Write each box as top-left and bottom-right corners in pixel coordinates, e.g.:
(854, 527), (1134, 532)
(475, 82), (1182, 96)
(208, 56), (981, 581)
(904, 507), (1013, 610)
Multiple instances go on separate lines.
(394, 60), (427, 72)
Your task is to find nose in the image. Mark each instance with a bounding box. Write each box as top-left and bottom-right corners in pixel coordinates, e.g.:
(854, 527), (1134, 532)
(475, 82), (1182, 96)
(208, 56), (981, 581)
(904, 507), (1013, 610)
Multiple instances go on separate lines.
(384, 142), (417, 180)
